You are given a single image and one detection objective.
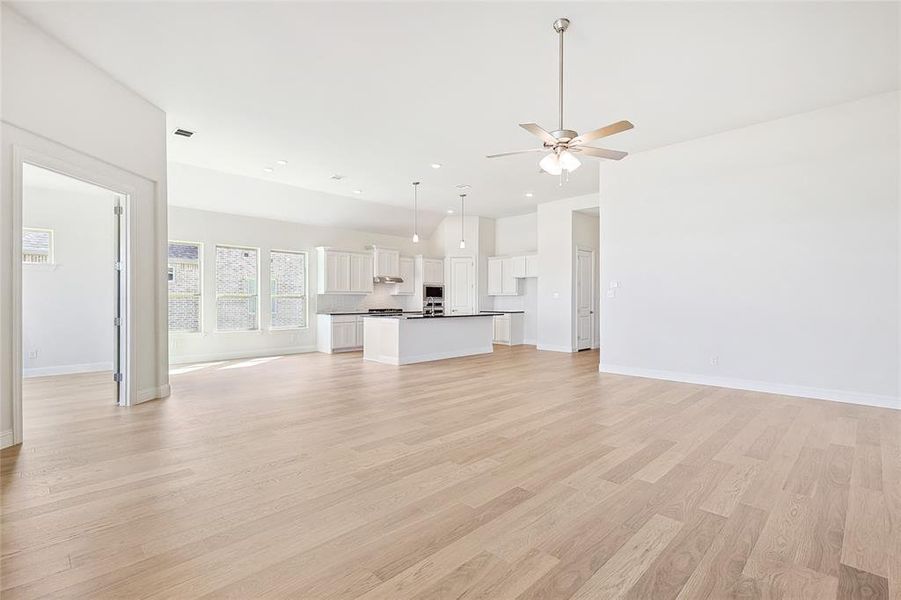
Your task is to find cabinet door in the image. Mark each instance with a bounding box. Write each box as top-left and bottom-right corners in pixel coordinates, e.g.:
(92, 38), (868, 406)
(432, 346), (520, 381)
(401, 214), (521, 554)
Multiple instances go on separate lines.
(394, 257), (415, 295)
(331, 321), (353, 348)
(356, 317), (364, 347)
(334, 253), (350, 292)
(387, 250), (400, 277)
(349, 253), (364, 292)
(525, 254), (539, 278)
(324, 252), (340, 293)
(494, 316), (510, 343)
(512, 256), (527, 278)
(501, 258), (517, 295)
(487, 258), (503, 296)
(424, 259), (443, 284)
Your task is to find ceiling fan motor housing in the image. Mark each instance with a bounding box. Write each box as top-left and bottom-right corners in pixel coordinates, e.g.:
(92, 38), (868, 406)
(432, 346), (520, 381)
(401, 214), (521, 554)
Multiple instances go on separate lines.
(548, 129), (578, 145)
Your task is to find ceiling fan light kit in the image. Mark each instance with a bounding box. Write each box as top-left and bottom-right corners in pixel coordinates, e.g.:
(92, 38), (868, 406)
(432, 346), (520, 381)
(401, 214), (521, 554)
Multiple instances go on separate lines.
(487, 17), (634, 178)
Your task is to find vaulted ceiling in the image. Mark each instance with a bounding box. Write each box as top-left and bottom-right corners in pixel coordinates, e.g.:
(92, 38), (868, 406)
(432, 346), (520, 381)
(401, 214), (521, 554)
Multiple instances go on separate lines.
(11, 1), (899, 220)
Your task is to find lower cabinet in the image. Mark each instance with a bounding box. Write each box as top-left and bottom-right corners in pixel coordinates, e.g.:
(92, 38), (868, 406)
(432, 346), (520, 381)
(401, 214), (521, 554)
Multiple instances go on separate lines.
(317, 314), (365, 353)
(492, 313), (524, 345)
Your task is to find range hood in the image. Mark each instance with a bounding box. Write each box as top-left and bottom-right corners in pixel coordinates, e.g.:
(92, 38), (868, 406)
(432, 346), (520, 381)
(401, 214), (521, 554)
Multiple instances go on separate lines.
(373, 275), (404, 284)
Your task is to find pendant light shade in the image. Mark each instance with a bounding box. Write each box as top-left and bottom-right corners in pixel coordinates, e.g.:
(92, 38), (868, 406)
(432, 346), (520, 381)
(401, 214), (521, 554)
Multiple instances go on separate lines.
(459, 193), (466, 249)
(411, 181), (420, 243)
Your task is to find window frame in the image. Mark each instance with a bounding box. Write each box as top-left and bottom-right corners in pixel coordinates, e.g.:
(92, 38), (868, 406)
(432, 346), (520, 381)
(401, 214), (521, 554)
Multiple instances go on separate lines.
(214, 243), (261, 333)
(268, 248), (309, 331)
(167, 240), (204, 335)
(22, 227), (54, 265)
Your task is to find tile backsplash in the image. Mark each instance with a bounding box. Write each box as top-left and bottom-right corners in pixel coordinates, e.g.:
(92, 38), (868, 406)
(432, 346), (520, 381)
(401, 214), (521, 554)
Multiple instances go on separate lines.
(316, 284), (420, 313)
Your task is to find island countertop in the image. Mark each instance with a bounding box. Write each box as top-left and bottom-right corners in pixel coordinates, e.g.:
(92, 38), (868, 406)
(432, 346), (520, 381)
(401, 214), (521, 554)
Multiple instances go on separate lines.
(362, 312), (499, 320)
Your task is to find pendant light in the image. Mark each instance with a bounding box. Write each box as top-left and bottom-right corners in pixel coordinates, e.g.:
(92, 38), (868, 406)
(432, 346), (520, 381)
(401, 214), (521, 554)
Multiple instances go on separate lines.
(459, 193), (466, 249)
(411, 181), (420, 243)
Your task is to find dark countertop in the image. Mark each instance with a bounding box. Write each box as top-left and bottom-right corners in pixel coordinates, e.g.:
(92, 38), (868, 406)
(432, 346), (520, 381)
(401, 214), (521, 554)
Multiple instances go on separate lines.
(480, 310), (525, 314)
(363, 313), (497, 319)
(318, 311), (423, 316)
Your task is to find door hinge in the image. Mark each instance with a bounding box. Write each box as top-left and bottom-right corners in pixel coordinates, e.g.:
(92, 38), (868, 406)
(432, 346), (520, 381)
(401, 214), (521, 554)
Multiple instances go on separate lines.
(113, 205), (124, 216)
(114, 317), (122, 326)
(114, 261), (123, 271)
(113, 372), (123, 383)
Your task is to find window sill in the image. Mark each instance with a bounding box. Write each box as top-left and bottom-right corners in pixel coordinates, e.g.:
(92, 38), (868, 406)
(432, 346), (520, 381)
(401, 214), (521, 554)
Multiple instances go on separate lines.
(213, 329), (263, 334)
(24, 263), (60, 271)
(269, 326), (309, 332)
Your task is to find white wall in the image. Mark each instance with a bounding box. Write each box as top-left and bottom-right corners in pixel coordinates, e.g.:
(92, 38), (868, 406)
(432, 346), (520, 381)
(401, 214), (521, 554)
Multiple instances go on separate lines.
(168, 204), (426, 364)
(23, 179), (116, 376)
(1, 6), (169, 446)
(536, 194), (600, 352)
(599, 92), (900, 408)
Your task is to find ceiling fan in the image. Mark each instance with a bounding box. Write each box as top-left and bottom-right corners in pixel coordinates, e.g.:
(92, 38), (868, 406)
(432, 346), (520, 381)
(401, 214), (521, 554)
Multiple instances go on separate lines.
(487, 17), (634, 176)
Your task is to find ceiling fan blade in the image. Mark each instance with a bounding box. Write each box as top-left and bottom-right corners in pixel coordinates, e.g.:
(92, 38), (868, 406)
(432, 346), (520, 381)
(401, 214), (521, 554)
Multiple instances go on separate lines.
(519, 123), (557, 145)
(486, 149), (546, 158)
(571, 120), (634, 145)
(572, 146), (628, 160)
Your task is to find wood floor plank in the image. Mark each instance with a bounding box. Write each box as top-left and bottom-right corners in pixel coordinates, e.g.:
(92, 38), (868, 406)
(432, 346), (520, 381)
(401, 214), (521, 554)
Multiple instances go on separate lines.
(1, 347), (899, 600)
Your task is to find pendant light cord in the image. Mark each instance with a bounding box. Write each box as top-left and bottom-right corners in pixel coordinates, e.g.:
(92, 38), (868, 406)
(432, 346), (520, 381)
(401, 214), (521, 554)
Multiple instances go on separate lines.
(412, 181), (419, 240)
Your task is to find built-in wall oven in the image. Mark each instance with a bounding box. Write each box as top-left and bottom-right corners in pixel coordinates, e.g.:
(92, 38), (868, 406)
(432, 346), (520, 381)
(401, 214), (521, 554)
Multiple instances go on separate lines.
(423, 285), (445, 316)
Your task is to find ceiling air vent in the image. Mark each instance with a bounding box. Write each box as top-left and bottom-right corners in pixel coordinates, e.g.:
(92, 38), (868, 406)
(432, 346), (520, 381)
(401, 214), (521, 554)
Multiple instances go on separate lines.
(173, 129), (194, 138)
(330, 174), (345, 180)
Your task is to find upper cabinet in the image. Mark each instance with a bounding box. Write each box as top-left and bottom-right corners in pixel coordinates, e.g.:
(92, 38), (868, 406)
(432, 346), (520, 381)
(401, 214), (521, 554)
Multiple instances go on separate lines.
(316, 247), (373, 294)
(487, 256), (518, 296)
(487, 254), (537, 295)
(391, 257), (416, 296)
(372, 246), (400, 278)
(422, 258), (444, 285)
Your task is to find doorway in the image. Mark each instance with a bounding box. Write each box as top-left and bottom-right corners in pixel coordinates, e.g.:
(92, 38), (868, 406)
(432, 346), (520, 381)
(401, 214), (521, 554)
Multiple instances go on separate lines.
(21, 164), (127, 411)
(576, 248), (594, 351)
(448, 256), (476, 314)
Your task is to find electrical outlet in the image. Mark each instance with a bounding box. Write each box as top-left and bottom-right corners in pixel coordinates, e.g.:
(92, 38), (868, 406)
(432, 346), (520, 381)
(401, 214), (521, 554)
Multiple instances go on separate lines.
(606, 290), (616, 298)
(710, 355), (719, 366)
(27, 350), (38, 359)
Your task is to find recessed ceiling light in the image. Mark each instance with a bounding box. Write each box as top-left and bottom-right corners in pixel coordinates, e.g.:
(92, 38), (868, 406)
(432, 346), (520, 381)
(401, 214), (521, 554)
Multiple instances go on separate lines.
(447, 209), (455, 214)
(525, 192), (534, 198)
(330, 174), (345, 180)
(276, 160), (288, 166)
(431, 163), (442, 169)
(456, 184), (471, 190)
(353, 189), (362, 194)
(263, 167), (274, 173)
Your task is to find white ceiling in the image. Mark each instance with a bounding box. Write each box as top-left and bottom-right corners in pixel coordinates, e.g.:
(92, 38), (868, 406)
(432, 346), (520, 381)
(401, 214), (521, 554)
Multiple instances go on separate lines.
(11, 1), (899, 219)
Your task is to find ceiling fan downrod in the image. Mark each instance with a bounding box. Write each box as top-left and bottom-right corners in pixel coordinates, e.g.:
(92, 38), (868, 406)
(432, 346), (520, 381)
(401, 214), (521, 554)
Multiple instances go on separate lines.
(554, 18), (569, 134)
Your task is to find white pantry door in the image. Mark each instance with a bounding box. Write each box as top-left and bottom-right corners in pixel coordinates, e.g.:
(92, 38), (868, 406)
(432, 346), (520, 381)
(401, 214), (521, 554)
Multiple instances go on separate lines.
(448, 256), (475, 314)
(576, 249), (593, 350)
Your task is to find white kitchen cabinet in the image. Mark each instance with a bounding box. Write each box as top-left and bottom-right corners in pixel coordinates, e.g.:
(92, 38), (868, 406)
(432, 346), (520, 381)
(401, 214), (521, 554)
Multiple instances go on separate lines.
(392, 257), (415, 296)
(316, 247), (373, 294)
(422, 258), (444, 284)
(525, 254), (539, 278)
(487, 256), (518, 296)
(487, 257), (503, 296)
(492, 312), (524, 345)
(316, 314), (365, 352)
(512, 256), (527, 278)
(372, 247), (400, 278)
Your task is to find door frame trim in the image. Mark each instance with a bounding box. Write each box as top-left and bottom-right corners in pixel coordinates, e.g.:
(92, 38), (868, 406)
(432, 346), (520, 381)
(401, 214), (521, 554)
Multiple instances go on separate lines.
(11, 144), (135, 444)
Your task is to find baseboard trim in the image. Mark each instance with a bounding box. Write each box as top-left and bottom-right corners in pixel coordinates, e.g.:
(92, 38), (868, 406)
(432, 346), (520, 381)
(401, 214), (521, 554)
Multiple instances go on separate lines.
(136, 384), (171, 404)
(0, 430), (14, 449)
(599, 363), (900, 410)
(537, 344), (574, 353)
(24, 362), (113, 378)
(169, 345), (317, 365)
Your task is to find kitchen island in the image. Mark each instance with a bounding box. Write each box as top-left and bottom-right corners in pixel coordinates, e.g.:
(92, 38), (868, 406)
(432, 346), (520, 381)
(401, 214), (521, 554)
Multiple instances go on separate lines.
(362, 313), (496, 365)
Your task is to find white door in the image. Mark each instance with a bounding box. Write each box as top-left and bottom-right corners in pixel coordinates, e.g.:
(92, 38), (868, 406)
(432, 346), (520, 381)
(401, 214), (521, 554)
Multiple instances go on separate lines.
(576, 249), (593, 350)
(448, 256), (475, 314)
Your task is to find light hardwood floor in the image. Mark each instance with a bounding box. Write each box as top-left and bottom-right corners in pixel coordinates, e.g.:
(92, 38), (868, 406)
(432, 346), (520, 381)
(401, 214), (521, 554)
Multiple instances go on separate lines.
(2, 346), (899, 599)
